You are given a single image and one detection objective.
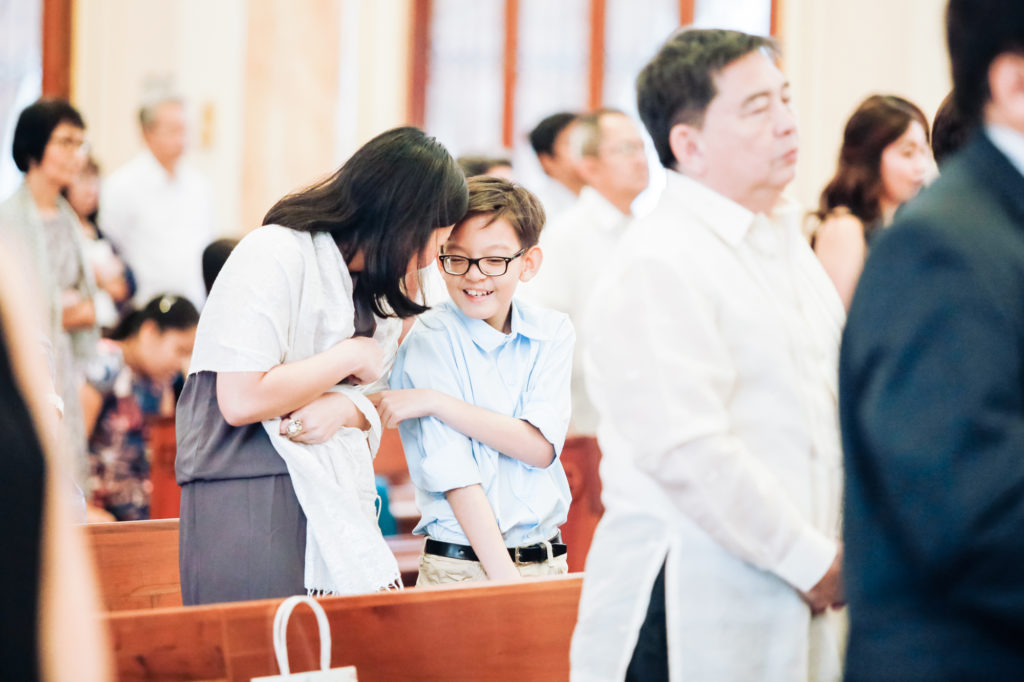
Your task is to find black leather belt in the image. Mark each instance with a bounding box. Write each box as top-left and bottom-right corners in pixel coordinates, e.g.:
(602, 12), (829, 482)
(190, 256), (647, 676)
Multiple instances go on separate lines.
(425, 536), (567, 564)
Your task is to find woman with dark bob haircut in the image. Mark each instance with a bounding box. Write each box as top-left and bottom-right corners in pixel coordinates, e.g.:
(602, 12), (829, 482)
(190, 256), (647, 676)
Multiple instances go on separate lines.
(812, 94), (932, 309)
(0, 98), (98, 492)
(176, 126), (468, 604)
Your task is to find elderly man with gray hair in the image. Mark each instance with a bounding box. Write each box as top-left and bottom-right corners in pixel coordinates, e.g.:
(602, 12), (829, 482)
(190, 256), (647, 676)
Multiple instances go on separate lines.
(101, 89), (213, 307)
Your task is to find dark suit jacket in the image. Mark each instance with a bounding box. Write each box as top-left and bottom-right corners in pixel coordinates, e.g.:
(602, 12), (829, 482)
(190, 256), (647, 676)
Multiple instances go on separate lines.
(841, 132), (1024, 681)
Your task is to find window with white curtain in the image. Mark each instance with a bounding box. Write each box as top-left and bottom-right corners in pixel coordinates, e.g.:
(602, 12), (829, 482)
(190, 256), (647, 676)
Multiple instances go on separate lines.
(603, 0), (680, 115)
(511, 0), (590, 189)
(0, 0), (43, 199)
(694, 0), (772, 36)
(424, 0), (505, 158)
(421, 0), (773, 203)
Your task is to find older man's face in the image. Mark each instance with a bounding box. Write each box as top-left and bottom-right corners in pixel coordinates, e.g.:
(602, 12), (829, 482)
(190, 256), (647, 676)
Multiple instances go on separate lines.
(144, 101), (187, 166)
(693, 50), (798, 211)
(586, 114), (650, 205)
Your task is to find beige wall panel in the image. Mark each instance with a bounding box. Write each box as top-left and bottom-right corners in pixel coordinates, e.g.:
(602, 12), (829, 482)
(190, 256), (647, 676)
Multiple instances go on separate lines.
(783, 0), (950, 211)
(73, 0), (247, 238)
(241, 0), (342, 233)
(73, 0), (179, 173)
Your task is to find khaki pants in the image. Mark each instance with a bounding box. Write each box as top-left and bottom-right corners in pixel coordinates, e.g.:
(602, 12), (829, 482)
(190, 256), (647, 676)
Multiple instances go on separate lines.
(416, 547), (569, 586)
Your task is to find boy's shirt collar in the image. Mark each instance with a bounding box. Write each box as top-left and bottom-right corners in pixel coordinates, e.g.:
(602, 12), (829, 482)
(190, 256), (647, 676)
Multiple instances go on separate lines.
(449, 299), (551, 352)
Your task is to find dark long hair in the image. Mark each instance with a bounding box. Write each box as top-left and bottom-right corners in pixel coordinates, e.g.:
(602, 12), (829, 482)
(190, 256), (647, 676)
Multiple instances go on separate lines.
(107, 295), (199, 341)
(263, 127), (469, 318)
(817, 95), (929, 234)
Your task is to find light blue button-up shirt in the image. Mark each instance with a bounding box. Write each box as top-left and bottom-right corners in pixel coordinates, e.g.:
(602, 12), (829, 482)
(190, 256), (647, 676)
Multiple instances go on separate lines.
(390, 299), (574, 546)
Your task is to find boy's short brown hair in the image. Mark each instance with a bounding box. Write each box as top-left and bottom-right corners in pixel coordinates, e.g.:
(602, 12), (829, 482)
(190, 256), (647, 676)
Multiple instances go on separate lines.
(458, 176), (546, 249)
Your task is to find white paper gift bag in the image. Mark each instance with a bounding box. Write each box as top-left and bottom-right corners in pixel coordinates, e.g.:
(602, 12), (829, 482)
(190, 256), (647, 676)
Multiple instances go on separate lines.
(252, 596), (358, 681)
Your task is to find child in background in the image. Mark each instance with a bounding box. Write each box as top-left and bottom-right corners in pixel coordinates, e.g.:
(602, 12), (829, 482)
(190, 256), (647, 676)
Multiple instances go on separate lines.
(378, 176), (574, 585)
(82, 294), (198, 520)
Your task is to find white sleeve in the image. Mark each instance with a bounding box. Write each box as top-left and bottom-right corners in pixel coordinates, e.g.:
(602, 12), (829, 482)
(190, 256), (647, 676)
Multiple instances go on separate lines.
(188, 228), (303, 374)
(585, 256), (835, 592)
(98, 174), (133, 250)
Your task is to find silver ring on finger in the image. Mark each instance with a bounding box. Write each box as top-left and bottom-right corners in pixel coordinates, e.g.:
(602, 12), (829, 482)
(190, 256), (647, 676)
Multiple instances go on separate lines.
(286, 419), (304, 438)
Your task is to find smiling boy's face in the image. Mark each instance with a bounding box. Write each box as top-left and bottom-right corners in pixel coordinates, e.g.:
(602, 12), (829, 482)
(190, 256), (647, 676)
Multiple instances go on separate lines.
(440, 213), (541, 333)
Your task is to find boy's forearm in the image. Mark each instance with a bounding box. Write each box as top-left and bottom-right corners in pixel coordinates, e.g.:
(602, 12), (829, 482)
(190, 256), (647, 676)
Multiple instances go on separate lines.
(445, 484), (519, 581)
(432, 393), (555, 468)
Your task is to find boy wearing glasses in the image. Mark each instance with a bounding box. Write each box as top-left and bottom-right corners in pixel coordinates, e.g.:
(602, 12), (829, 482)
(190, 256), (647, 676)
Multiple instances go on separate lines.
(377, 176), (574, 585)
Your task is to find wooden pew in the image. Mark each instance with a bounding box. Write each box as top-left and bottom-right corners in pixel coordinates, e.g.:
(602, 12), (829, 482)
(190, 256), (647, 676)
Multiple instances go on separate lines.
(559, 436), (605, 573)
(104, 574), (583, 681)
(86, 520), (425, 611)
(87, 519), (182, 611)
(146, 415), (180, 519)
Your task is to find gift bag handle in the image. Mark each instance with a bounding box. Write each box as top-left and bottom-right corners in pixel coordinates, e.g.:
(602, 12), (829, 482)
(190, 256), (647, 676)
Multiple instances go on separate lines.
(272, 595), (332, 675)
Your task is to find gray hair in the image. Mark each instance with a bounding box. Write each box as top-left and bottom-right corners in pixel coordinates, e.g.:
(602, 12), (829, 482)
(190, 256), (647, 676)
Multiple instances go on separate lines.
(568, 108), (628, 159)
(138, 81), (184, 131)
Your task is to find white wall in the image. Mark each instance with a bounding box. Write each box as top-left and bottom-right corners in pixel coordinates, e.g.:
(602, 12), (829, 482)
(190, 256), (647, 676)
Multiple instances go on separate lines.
(73, 0), (411, 238)
(782, 0), (950, 210)
(73, 0), (247, 236)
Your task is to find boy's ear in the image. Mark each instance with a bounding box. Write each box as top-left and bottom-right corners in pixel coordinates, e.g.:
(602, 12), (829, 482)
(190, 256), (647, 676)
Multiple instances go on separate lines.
(518, 245), (543, 283)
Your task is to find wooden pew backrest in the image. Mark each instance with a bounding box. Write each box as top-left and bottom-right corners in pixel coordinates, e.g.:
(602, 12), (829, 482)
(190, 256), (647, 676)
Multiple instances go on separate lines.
(86, 519), (425, 611)
(105, 574), (583, 682)
(86, 519), (182, 611)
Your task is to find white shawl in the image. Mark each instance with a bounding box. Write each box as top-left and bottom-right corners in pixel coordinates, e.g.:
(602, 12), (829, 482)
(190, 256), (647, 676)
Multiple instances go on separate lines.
(190, 225), (402, 595)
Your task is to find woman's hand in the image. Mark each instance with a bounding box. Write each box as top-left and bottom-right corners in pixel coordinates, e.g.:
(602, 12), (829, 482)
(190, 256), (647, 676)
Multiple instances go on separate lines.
(376, 389), (445, 429)
(332, 336), (385, 385)
(280, 392), (370, 444)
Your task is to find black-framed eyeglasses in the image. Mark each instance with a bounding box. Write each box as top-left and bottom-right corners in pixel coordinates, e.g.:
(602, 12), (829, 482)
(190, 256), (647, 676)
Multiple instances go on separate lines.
(438, 248), (526, 276)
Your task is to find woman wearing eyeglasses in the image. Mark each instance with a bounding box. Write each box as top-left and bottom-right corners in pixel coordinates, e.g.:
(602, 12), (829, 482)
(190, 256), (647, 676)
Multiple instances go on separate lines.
(175, 127), (468, 604)
(0, 98), (99, 495)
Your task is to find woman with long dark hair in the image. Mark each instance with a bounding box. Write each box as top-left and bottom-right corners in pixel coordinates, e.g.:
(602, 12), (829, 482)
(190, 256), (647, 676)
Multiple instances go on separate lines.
(812, 95), (932, 308)
(176, 127), (468, 604)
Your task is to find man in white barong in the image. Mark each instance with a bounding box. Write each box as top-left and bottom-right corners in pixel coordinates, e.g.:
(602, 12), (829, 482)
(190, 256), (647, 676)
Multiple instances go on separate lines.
(102, 92), (213, 307)
(570, 29), (846, 681)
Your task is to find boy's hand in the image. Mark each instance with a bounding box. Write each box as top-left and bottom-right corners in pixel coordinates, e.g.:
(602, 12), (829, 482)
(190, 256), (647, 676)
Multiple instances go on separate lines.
(281, 392), (369, 444)
(376, 389), (444, 429)
(332, 336), (385, 385)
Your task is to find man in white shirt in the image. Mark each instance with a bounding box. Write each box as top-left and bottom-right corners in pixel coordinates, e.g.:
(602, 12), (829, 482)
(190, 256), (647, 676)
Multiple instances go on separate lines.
(570, 29), (846, 681)
(101, 95), (213, 307)
(528, 112), (585, 221)
(526, 108), (649, 436)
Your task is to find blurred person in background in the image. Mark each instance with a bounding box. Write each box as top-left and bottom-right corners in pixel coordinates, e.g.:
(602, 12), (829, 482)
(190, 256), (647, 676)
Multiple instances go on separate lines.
(528, 112), (585, 220)
(82, 294), (198, 521)
(0, 242), (110, 681)
(0, 98), (100, 493)
(525, 107), (649, 436)
(841, 1), (1024, 676)
(457, 154), (515, 180)
(101, 90), (213, 307)
(811, 95), (932, 309)
(201, 237), (239, 296)
(931, 91), (973, 167)
(64, 156), (135, 330)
